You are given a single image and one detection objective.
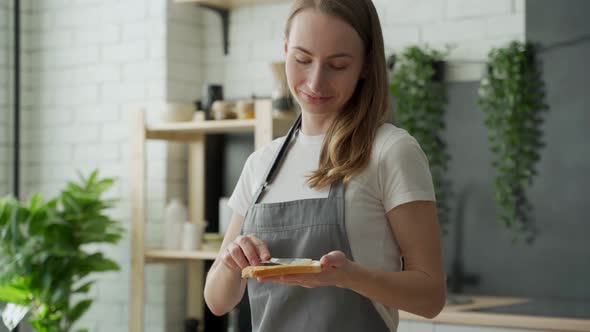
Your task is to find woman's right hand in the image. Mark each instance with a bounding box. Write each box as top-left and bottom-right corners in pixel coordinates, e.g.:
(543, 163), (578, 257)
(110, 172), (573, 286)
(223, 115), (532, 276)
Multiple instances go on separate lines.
(220, 234), (271, 271)
(205, 213), (262, 316)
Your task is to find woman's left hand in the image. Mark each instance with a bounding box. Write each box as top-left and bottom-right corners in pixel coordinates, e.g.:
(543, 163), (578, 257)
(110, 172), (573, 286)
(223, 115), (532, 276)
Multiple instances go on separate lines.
(258, 251), (356, 289)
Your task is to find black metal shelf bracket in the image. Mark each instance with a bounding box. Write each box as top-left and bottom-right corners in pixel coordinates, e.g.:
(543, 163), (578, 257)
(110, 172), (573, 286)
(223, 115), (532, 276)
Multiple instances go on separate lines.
(198, 4), (230, 55)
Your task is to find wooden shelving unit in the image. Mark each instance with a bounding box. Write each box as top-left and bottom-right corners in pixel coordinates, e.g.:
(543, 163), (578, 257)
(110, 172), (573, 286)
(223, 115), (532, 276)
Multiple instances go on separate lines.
(130, 99), (296, 332)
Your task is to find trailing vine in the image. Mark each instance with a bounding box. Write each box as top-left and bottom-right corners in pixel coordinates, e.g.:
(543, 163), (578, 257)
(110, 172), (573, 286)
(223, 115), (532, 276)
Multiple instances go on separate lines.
(478, 41), (548, 243)
(390, 46), (452, 233)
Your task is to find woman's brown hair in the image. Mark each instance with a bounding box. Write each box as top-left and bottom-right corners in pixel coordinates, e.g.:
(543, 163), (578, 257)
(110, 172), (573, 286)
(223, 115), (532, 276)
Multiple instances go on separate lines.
(285, 0), (389, 188)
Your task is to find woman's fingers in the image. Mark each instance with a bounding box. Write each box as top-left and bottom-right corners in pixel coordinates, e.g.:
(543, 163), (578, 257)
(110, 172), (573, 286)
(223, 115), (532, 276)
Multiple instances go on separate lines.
(220, 244), (241, 271)
(248, 235), (271, 261)
(221, 252), (240, 271)
(320, 250), (347, 268)
(238, 235), (262, 266)
(223, 234), (270, 270)
(228, 242), (250, 269)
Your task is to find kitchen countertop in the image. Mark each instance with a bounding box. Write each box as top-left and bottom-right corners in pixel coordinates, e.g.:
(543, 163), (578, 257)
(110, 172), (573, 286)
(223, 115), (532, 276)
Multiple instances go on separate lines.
(399, 295), (590, 331)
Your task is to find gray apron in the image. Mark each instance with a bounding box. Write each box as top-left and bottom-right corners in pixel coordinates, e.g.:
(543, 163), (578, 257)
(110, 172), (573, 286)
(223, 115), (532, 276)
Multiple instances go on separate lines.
(241, 115), (390, 332)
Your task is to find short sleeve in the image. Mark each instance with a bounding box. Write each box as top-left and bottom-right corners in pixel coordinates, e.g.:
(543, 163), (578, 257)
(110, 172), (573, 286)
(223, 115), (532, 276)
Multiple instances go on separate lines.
(228, 152), (257, 217)
(379, 135), (436, 212)
(227, 137), (286, 217)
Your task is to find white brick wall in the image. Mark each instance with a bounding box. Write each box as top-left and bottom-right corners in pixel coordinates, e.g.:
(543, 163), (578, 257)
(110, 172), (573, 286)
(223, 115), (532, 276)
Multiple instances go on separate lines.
(446, 0), (512, 19)
(1, 0), (12, 198)
(11, 0), (189, 331)
(166, 2), (202, 102)
(201, 0), (525, 95)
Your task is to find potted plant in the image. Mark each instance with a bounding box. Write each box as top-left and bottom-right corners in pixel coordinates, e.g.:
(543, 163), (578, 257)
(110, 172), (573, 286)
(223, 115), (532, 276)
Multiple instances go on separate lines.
(390, 45), (453, 232)
(0, 170), (124, 331)
(478, 41), (548, 243)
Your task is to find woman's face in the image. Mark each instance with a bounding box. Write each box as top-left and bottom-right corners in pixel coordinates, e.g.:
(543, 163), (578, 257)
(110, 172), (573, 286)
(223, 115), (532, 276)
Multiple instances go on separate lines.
(285, 9), (365, 118)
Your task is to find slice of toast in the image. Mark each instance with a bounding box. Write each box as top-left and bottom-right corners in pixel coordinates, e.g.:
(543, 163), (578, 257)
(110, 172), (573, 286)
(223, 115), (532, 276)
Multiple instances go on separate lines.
(241, 260), (322, 278)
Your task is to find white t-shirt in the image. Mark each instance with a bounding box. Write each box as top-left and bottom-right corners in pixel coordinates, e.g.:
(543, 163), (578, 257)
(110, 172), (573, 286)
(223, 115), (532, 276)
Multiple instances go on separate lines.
(228, 123), (436, 331)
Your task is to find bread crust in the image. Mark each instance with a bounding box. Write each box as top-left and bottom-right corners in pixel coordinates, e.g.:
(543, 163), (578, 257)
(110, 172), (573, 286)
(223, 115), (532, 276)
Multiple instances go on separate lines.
(241, 260), (322, 278)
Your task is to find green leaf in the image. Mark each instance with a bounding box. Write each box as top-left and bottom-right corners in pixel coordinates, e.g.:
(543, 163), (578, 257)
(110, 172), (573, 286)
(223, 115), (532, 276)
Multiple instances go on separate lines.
(74, 254), (120, 280)
(50, 286), (67, 305)
(10, 205), (21, 250)
(67, 299), (92, 324)
(87, 169), (98, 186)
(73, 281), (95, 294)
(0, 284), (31, 305)
(28, 194), (44, 213)
(90, 178), (115, 195)
(61, 192), (81, 214)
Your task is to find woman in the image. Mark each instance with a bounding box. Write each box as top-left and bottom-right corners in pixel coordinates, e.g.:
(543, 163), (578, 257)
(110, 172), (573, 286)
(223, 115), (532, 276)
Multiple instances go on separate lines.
(204, 0), (446, 330)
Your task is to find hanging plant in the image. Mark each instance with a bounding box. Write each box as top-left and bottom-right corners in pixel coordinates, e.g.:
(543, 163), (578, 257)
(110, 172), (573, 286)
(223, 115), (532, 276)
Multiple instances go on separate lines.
(390, 45), (452, 232)
(478, 41), (548, 243)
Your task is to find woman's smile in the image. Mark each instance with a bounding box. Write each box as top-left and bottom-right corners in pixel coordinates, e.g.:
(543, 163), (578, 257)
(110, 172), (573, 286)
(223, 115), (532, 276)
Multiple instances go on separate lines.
(299, 89), (334, 105)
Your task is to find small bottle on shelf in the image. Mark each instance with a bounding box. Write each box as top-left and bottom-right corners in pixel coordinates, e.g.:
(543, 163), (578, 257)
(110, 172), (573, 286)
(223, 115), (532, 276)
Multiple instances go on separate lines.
(164, 198), (188, 250)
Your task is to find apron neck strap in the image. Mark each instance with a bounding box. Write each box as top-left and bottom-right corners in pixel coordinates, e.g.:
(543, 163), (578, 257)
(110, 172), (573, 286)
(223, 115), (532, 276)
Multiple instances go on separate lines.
(252, 114), (344, 204)
(253, 114), (302, 204)
(328, 180), (343, 199)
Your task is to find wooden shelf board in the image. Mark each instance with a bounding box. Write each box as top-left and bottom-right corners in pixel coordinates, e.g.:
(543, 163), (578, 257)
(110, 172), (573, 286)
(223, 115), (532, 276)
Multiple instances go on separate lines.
(145, 248), (218, 262)
(145, 112), (298, 142)
(174, 0), (287, 9)
(145, 119), (256, 140)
